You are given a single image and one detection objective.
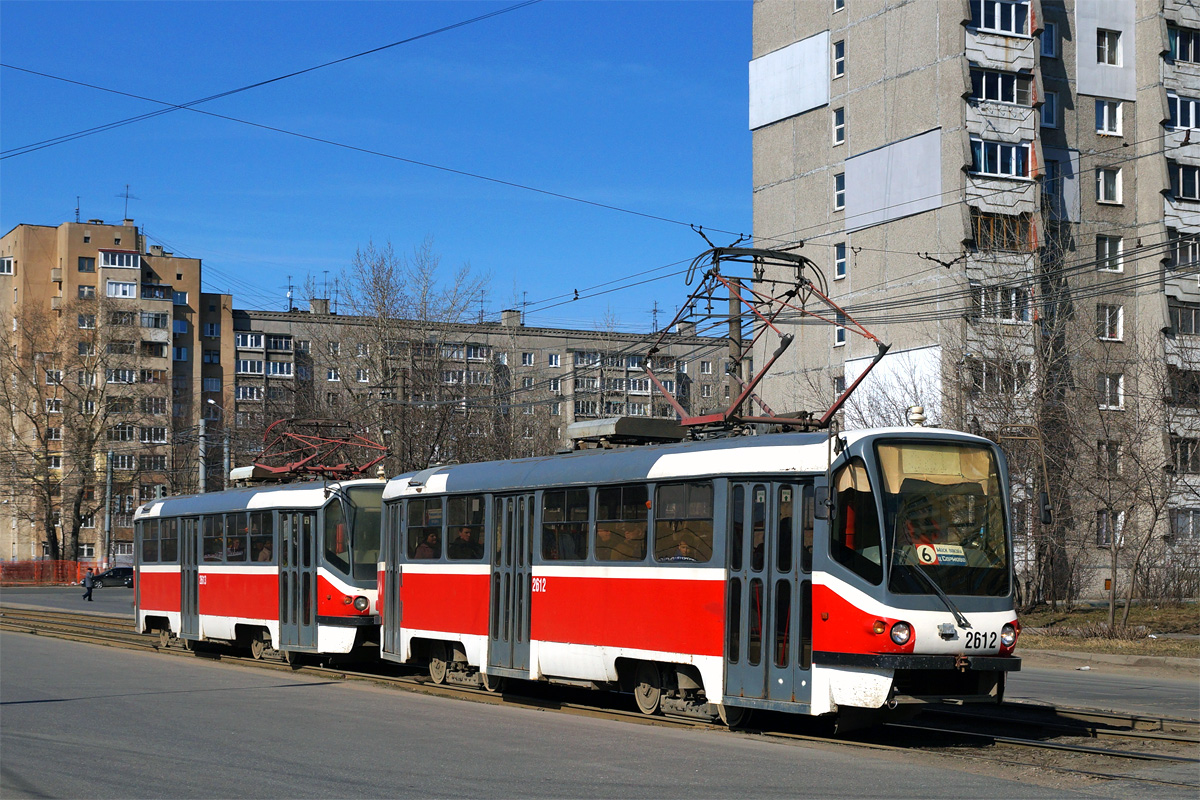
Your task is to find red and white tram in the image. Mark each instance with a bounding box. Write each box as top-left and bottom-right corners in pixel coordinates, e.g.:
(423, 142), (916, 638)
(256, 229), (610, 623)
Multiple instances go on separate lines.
(379, 427), (1020, 724)
(134, 478), (384, 659)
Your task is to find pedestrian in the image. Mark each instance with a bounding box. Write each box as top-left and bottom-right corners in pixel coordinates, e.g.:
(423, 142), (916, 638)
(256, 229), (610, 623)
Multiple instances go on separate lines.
(82, 568), (95, 602)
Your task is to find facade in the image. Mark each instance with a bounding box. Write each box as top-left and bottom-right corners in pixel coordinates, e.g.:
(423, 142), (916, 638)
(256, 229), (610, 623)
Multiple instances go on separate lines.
(0, 219), (232, 565)
(750, 0), (1199, 599)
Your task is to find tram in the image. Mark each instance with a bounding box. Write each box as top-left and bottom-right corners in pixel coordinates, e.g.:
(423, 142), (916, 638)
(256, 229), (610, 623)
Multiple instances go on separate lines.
(134, 477), (384, 659)
(378, 425), (1020, 725)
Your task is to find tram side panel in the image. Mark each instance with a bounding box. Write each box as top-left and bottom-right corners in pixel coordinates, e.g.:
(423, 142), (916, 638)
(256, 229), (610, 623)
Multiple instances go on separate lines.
(396, 565), (491, 665)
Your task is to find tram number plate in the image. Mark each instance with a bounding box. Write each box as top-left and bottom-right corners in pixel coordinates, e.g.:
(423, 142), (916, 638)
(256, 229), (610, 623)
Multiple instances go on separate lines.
(198, 575), (206, 585)
(531, 577), (547, 593)
(964, 630), (997, 650)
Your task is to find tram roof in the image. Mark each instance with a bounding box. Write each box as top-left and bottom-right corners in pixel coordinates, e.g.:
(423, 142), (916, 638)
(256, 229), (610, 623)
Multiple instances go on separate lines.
(133, 478), (385, 521)
(382, 426), (992, 500)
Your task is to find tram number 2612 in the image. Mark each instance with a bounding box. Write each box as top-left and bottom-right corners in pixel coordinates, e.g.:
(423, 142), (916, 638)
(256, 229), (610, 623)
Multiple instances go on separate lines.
(531, 577), (547, 593)
(964, 630), (997, 650)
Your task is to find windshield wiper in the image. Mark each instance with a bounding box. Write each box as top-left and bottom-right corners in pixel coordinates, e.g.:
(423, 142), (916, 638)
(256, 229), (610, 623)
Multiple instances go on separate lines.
(896, 546), (972, 630)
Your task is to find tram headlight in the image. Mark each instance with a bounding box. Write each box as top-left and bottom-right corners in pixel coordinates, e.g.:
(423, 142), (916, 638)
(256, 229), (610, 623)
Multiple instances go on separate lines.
(353, 596), (370, 612)
(1000, 623), (1017, 648)
(890, 621), (912, 646)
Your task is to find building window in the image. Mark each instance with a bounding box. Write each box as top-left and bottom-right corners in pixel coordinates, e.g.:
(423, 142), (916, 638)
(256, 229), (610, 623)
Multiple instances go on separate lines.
(202, 377), (221, 392)
(1170, 26), (1200, 63)
(1168, 229), (1200, 271)
(267, 361), (293, 377)
(1096, 168), (1121, 204)
(77, 257), (95, 273)
(0, 257), (11, 275)
(834, 173), (845, 210)
(78, 342), (94, 357)
(972, 284), (1030, 322)
(107, 424), (135, 442)
(966, 358), (1030, 396)
(46, 398), (62, 413)
(140, 427), (167, 443)
(832, 107), (845, 145)
(700, 360), (713, 375)
(522, 352), (535, 366)
(235, 385), (263, 401)
(295, 339), (311, 353)
(970, 138), (1030, 178)
(141, 397), (167, 415)
(1169, 95), (1200, 130)
(1171, 302), (1200, 335)
(1169, 368), (1200, 407)
(328, 341), (340, 357)
(969, 0), (1029, 35)
(202, 323), (221, 338)
(550, 402), (561, 416)
(78, 285), (96, 299)
(1171, 438), (1200, 474)
(1096, 304), (1123, 341)
(969, 68), (1032, 105)
(1097, 440), (1121, 476)
(77, 314), (96, 329)
(139, 455), (167, 471)
(1096, 509), (1123, 547)
(202, 349), (220, 364)
(834, 312), (846, 346)
(1095, 100), (1121, 135)
(1096, 236), (1122, 271)
(100, 251), (136, 268)
(46, 427), (62, 441)
(45, 369), (62, 385)
(970, 210), (1034, 252)
(236, 360), (263, 375)
(234, 332), (262, 349)
(833, 40), (845, 78)
(173, 291), (188, 305)
(834, 242), (847, 279)
(1096, 29), (1121, 66)
(1041, 21), (1058, 57)
(1097, 373), (1123, 410)
(49, 455), (62, 470)
(1170, 509), (1200, 541)
(266, 335), (290, 351)
(1040, 92), (1057, 128)
(357, 368), (369, 383)
(327, 368), (340, 382)
(172, 347), (188, 362)
(1171, 162), (1200, 202)
(172, 320), (188, 335)
(549, 377), (561, 393)
(833, 0), (843, 11)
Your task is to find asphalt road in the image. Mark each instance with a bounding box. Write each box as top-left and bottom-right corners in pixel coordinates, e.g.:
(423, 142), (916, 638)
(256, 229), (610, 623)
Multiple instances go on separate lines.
(1, 631), (1115, 800)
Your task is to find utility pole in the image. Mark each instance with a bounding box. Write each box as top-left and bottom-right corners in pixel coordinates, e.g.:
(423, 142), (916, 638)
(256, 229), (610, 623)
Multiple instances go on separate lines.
(728, 278), (744, 416)
(198, 418), (207, 494)
(223, 427), (231, 490)
(103, 451), (114, 569)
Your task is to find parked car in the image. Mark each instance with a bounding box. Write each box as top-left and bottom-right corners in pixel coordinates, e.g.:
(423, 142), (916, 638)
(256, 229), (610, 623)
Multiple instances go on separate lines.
(93, 566), (133, 588)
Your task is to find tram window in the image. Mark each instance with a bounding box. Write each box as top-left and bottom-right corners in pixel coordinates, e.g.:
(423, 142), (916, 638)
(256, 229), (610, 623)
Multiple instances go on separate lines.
(160, 518), (178, 562)
(729, 485), (744, 571)
(407, 498), (443, 560)
(801, 487), (814, 573)
(202, 516), (225, 561)
(831, 460), (883, 585)
(140, 520), (159, 563)
(324, 501), (349, 572)
(250, 512), (273, 563)
(750, 485), (766, 571)
(225, 513), (248, 562)
(774, 578), (791, 668)
(747, 577), (763, 666)
(346, 486), (382, 579)
(448, 495), (486, 560)
(595, 484), (648, 561)
(542, 489), (588, 560)
(777, 486), (794, 573)
(727, 578), (742, 663)
(654, 482), (713, 563)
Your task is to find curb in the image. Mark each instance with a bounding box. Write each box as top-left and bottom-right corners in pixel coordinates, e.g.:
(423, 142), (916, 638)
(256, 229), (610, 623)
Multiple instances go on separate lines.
(1019, 647), (1199, 676)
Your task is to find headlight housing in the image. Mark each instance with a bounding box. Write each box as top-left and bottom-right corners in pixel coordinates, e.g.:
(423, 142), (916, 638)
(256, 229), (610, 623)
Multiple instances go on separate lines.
(1000, 623), (1017, 648)
(890, 621), (912, 646)
(353, 596), (370, 612)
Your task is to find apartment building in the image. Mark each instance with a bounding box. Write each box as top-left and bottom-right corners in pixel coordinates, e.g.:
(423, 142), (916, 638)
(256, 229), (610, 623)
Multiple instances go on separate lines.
(749, 0), (1199, 599)
(228, 304), (733, 472)
(0, 220), (232, 565)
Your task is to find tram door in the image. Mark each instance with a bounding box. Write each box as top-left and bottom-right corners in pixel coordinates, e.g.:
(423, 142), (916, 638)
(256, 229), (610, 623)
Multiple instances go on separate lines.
(381, 503), (401, 656)
(279, 511), (318, 651)
(724, 481), (814, 707)
(488, 493), (533, 673)
(180, 517), (200, 639)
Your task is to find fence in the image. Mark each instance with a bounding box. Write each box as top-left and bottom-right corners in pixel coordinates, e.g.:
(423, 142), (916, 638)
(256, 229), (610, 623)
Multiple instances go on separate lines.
(0, 560), (89, 585)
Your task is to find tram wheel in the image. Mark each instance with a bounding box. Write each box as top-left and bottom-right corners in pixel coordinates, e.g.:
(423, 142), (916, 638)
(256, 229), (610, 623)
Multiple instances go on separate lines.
(156, 628), (171, 649)
(481, 672), (505, 694)
(633, 662), (663, 715)
(716, 704), (753, 728)
(428, 642), (449, 685)
(248, 632), (267, 660)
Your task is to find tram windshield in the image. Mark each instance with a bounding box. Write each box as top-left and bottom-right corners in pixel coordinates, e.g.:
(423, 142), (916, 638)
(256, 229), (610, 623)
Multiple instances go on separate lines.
(876, 442), (1010, 597)
(331, 485), (383, 582)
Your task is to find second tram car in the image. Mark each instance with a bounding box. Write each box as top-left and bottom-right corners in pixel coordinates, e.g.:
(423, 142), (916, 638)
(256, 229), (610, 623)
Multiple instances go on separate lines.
(378, 427), (1020, 724)
(134, 478), (384, 659)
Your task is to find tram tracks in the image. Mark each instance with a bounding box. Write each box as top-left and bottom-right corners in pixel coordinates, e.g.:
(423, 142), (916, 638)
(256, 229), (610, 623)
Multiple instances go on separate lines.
(5, 605), (1197, 792)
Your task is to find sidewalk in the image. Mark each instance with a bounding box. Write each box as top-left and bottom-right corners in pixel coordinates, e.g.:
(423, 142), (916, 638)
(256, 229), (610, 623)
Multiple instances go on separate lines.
(1019, 646), (1199, 678)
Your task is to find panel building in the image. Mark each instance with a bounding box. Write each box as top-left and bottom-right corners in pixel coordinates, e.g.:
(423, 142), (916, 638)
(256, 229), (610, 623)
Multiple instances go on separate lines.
(749, 0), (1199, 599)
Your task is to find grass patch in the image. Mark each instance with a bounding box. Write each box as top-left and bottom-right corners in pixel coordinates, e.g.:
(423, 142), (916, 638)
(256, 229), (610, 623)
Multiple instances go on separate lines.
(1015, 603), (1199, 657)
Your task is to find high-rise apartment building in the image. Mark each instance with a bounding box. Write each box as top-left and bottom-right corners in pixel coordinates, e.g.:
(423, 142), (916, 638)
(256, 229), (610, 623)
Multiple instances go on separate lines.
(749, 0), (1199, 599)
(0, 220), (232, 565)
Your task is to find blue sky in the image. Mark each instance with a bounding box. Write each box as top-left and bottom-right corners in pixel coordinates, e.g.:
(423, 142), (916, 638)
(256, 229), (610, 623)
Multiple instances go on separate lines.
(1, 1), (753, 332)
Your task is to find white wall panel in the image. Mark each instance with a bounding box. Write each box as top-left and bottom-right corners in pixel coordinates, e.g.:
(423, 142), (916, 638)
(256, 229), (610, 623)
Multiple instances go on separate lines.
(844, 128), (943, 232)
(749, 32), (830, 130)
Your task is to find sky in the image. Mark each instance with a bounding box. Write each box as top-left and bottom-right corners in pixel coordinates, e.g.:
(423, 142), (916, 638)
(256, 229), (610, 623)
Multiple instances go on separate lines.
(1, 0), (753, 333)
